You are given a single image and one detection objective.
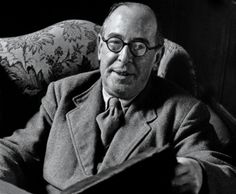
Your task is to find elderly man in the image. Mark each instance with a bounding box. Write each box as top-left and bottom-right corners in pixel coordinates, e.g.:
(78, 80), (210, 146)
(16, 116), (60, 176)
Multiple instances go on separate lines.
(0, 2), (236, 194)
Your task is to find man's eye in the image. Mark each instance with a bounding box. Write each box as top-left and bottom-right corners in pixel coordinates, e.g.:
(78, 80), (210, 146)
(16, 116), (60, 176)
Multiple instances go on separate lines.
(109, 39), (121, 45)
(132, 42), (146, 50)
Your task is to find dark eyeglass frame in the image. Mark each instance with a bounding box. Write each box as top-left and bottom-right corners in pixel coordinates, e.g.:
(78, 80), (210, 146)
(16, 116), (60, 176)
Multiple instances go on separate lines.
(101, 36), (161, 57)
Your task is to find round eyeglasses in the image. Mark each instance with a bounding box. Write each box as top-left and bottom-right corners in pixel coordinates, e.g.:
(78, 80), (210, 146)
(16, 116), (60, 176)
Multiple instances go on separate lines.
(101, 36), (161, 57)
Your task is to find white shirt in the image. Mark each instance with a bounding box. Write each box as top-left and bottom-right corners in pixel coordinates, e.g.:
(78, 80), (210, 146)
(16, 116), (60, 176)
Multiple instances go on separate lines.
(102, 88), (136, 113)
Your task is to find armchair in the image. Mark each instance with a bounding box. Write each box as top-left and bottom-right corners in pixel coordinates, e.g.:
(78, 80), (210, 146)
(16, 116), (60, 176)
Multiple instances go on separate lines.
(0, 19), (233, 156)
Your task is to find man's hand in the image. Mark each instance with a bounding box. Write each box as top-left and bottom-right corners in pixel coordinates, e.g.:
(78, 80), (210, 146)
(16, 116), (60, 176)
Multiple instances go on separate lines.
(171, 157), (203, 194)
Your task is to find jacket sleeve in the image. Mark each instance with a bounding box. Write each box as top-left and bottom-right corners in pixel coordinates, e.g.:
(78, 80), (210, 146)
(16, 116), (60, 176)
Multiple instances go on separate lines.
(0, 82), (57, 188)
(173, 101), (236, 194)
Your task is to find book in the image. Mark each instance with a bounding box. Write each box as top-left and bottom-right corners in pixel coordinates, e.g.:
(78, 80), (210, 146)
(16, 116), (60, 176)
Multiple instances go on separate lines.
(0, 180), (32, 194)
(62, 144), (177, 194)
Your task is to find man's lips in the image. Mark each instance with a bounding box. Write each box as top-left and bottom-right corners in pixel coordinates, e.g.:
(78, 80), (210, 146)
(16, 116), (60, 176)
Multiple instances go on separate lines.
(112, 69), (132, 76)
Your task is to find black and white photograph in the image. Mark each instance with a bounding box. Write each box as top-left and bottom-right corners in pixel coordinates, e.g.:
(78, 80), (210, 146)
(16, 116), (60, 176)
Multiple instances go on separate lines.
(0, 1), (236, 193)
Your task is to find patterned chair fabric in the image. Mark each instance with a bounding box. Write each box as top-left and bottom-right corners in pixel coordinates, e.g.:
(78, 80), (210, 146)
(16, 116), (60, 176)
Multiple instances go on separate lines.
(0, 19), (197, 137)
(0, 20), (100, 96)
(0, 19), (197, 97)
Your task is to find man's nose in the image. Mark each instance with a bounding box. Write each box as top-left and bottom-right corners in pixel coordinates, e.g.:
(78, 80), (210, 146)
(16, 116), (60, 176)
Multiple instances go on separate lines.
(117, 45), (133, 63)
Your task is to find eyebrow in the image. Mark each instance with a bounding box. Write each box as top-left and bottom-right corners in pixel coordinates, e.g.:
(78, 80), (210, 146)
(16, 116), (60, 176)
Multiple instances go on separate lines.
(106, 33), (123, 39)
(105, 33), (150, 45)
(131, 38), (149, 45)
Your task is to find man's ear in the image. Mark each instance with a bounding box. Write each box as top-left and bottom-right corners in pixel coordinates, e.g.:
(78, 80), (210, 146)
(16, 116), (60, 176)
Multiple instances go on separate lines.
(97, 34), (102, 61)
(153, 46), (164, 71)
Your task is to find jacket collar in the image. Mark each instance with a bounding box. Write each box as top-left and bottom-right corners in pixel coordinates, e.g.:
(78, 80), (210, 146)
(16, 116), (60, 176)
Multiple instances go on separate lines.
(98, 77), (158, 171)
(67, 79), (104, 175)
(66, 76), (159, 175)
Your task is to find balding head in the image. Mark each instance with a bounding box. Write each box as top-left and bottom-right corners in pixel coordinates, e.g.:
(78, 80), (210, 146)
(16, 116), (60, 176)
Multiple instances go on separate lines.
(101, 2), (163, 45)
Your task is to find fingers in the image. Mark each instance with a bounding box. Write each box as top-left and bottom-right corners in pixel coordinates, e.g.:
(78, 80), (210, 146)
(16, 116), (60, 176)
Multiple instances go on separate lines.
(172, 183), (195, 194)
(172, 170), (199, 194)
(171, 157), (203, 194)
(174, 162), (189, 177)
(172, 169), (195, 186)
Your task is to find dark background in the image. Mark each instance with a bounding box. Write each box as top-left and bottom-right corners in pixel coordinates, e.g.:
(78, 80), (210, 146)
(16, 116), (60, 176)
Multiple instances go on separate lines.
(1, 0), (236, 120)
(1, 1), (163, 37)
(0, 1), (114, 37)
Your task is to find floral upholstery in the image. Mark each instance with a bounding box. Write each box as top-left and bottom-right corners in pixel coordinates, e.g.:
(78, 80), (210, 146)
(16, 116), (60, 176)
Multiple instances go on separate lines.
(0, 19), (197, 137)
(159, 39), (198, 97)
(0, 20), (100, 96)
(0, 19), (197, 97)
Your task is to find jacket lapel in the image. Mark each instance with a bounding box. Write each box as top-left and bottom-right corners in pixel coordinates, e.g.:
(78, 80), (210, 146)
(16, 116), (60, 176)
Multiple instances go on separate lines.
(98, 78), (158, 171)
(66, 74), (162, 175)
(98, 105), (157, 171)
(66, 79), (104, 176)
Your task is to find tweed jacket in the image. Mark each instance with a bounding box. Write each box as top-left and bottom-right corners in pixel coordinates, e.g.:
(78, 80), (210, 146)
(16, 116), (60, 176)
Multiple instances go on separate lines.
(0, 69), (236, 194)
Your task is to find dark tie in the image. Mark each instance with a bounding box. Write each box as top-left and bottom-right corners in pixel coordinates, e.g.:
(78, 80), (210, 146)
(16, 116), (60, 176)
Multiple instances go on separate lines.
(96, 97), (124, 147)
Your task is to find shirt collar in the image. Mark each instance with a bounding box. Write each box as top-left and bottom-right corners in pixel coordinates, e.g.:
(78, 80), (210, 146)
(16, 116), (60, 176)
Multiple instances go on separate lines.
(102, 88), (136, 113)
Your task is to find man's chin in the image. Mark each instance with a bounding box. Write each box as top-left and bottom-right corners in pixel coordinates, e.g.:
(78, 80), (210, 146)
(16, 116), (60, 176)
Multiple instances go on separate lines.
(108, 85), (136, 99)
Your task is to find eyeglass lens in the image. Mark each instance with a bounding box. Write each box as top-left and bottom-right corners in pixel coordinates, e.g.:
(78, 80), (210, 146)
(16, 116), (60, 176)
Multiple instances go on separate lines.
(106, 37), (147, 56)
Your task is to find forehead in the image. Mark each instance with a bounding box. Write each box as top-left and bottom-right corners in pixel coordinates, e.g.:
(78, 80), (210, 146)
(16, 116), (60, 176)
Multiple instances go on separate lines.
(104, 5), (157, 41)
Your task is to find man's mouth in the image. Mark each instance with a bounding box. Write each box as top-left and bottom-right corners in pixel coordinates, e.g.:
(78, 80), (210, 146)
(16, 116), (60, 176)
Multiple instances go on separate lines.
(113, 70), (131, 76)
(112, 69), (132, 77)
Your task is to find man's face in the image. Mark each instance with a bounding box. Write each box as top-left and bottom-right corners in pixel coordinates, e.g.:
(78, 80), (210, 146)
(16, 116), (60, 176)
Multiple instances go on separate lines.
(98, 5), (160, 100)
